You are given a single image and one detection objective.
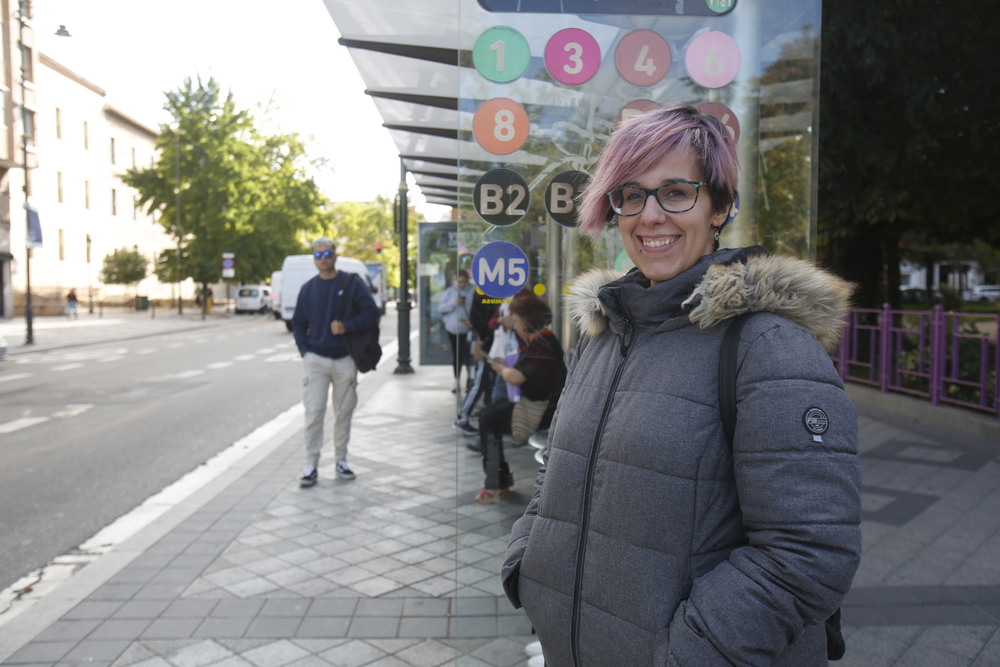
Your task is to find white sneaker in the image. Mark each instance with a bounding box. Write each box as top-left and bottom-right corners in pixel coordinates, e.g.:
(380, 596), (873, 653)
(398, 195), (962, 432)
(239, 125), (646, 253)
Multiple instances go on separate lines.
(524, 641), (543, 657)
(336, 460), (356, 480)
(528, 655), (544, 667)
(299, 465), (318, 487)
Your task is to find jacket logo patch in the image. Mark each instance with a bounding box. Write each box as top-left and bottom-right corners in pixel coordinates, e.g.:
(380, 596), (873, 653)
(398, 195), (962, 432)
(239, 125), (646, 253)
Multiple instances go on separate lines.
(803, 407), (829, 436)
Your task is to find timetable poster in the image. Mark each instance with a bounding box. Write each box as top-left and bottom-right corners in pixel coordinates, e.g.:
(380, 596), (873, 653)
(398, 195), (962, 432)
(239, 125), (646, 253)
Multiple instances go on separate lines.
(454, 0), (822, 321)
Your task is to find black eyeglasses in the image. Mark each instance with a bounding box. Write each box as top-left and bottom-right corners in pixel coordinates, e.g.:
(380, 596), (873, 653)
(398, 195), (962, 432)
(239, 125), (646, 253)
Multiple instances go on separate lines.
(606, 181), (706, 216)
(313, 250), (334, 259)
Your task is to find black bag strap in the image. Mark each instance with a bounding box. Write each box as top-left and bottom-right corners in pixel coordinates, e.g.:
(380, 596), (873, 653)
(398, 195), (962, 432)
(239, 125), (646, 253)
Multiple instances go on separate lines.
(719, 312), (755, 446)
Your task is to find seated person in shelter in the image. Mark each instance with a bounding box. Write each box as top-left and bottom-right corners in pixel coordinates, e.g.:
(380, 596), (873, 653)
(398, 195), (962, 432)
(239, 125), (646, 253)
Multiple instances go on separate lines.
(475, 293), (566, 504)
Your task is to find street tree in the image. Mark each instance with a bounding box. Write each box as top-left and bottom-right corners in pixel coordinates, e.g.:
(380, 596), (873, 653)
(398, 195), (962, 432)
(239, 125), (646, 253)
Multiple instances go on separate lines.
(320, 197), (422, 292)
(122, 77), (327, 298)
(818, 0), (999, 306)
(100, 247), (148, 301)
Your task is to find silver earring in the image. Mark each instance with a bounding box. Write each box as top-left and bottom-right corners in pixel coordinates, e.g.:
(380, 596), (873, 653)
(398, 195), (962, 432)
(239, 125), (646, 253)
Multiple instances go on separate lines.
(637, 247), (642, 253)
(714, 228), (721, 242)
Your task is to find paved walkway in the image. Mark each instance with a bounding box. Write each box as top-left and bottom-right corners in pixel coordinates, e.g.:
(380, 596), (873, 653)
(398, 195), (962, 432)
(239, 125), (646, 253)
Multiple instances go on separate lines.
(1, 312), (999, 666)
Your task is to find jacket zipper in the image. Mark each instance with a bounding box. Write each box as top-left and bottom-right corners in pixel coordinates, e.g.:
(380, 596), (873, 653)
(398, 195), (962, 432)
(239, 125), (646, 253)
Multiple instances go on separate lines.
(569, 310), (636, 665)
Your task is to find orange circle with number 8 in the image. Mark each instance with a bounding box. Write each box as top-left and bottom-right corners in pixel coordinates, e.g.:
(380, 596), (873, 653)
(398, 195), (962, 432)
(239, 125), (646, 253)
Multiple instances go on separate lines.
(473, 98), (529, 155)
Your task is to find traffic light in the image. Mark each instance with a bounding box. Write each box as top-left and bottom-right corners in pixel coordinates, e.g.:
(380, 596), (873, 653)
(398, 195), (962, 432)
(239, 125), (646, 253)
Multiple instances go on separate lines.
(375, 243), (383, 254)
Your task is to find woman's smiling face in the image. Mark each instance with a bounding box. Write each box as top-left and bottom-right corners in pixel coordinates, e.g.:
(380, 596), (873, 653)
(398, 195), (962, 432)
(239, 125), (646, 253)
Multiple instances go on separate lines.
(617, 147), (727, 286)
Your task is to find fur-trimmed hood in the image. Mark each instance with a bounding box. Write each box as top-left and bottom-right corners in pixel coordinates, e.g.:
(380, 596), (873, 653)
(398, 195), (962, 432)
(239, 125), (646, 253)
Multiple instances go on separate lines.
(566, 248), (854, 352)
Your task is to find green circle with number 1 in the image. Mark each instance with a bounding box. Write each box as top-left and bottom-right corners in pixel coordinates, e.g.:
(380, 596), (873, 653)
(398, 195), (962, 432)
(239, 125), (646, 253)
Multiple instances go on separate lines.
(705, 0), (736, 13)
(474, 26), (530, 83)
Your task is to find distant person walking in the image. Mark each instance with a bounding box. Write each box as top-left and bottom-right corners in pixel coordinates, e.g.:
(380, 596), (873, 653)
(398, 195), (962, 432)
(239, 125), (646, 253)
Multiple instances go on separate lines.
(438, 269), (475, 393)
(65, 290), (79, 319)
(292, 237), (380, 487)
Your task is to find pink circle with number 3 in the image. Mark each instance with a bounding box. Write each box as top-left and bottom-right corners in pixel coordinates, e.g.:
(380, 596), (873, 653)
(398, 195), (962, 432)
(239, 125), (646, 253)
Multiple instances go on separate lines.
(685, 30), (740, 89)
(545, 28), (600, 85)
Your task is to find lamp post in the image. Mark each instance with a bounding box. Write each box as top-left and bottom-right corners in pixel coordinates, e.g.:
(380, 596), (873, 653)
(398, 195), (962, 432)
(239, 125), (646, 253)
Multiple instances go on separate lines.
(394, 159), (414, 374)
(175, 132), (183, 314)
(17, 2), (69, 343)
(18, 0), (34, 344)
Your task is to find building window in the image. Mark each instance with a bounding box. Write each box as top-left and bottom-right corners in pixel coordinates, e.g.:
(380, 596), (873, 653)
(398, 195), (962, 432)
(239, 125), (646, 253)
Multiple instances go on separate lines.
(20, 43), (33, 83)
(57, 171), (63, 203)
(59, 229), (65, 260)
(111, 188), (117, 216)
(109, 137), (116, 164)
(83, 121), (89, 149)
(24, 110), (36, 145)
(84, 180), (90, 209)
(55, 108), (62, 139)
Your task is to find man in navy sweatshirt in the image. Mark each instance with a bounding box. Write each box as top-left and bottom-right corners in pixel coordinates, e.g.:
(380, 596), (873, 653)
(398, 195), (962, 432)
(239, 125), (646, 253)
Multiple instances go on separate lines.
(292, 237), (380, 486)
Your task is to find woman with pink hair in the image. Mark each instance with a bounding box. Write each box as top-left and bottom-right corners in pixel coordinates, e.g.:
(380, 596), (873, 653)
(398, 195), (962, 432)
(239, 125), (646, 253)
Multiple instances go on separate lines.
(502, 106), (860, 665)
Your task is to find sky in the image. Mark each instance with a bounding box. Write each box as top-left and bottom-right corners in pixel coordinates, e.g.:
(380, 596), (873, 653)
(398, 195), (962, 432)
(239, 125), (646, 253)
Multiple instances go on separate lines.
(35, 0), (448, 219)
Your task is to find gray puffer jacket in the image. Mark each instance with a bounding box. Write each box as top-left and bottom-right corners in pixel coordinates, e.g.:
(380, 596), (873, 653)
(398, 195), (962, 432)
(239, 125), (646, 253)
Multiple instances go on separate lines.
(502, 247), (862, 666)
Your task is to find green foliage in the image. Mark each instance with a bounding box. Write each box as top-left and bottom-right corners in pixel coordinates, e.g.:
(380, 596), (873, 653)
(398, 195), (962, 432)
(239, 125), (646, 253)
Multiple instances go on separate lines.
(101, 248), (148, 286)
(122, 77), (327, 286)
(937, 284), (961, 312)
(317, 197), (422, 290)
(818, 1), (1000, 306)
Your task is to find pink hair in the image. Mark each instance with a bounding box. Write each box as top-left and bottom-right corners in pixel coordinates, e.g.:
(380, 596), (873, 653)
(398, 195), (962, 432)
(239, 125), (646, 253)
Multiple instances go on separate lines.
(577, 105), (739, 241)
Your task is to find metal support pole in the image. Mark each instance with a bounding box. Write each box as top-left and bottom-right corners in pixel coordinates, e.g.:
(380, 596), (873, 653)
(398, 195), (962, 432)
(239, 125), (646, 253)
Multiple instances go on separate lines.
(18, 0), (33, 345)
(394, 160), (414, 374)
(176, 133), (183, 314)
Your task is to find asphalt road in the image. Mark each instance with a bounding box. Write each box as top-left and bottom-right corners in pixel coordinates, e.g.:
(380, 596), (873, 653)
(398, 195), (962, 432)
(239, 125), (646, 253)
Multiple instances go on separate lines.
(0, 315), (306, 591)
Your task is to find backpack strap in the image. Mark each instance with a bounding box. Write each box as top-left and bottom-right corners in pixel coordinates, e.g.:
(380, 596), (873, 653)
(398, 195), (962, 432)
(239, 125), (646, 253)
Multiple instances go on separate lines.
(719, 312), (756, 446)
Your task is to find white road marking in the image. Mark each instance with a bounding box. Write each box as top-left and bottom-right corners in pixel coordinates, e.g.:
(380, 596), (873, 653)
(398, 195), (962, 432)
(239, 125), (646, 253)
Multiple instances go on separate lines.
(51, 363), (84, 372)
(264, 353), (300, 363)
(52, 404), (94, 418)
(170, 370), (205, 379)
(233, 354), (256, 361)
(206, 361), (233, 370)
(0, 417), (50, 434)
(0, 373), (31, 383)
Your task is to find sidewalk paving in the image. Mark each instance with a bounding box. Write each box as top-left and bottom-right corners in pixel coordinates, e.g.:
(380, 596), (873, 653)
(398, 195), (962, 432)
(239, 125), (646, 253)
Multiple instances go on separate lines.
(1, 313), (999, 666)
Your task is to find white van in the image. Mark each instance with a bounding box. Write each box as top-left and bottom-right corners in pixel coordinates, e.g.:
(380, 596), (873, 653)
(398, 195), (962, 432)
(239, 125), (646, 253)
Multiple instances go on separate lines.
(279, 254), (382, 331)
(235, 285), (271, 314)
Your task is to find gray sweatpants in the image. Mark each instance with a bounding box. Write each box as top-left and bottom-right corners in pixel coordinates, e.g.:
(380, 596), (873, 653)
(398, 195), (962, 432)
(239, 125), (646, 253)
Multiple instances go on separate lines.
(302, 352), (357, 467)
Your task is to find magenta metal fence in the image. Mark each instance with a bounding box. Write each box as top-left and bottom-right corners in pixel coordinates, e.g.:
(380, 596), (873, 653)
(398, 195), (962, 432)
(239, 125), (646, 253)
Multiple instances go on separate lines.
(834, 305), (1000, 418)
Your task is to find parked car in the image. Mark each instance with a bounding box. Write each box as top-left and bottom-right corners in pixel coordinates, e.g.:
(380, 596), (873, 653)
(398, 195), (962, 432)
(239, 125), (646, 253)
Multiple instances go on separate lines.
(965, 285), (1000, 303)
(234, 285), (271, 314)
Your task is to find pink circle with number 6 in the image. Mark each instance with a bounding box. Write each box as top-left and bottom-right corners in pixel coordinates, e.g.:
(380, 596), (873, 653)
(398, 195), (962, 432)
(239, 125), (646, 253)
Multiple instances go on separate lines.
(685, 30), (740, 89)
(545, 28), (600, 85)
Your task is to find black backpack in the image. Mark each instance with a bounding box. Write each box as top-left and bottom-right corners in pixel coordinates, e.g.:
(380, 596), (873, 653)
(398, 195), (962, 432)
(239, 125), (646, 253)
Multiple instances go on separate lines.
(719, 312), (846, 661)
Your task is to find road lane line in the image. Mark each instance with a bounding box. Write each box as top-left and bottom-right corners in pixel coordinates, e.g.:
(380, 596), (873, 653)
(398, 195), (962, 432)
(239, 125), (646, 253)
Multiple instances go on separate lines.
(0, 417), (50, 434)
(51, 363), (85, 372)
(0, 373), (31, 383)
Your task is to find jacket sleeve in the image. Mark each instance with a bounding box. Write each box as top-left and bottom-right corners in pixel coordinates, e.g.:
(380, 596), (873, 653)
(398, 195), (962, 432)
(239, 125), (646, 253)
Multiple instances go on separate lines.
(342, 274), (380, 332)
(668, 319), (861, 666)
(438, 287), (457, 314)
(502, 334), (587, 608)
(502, 441), (550, 608)
(291, 280), (311, 356)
